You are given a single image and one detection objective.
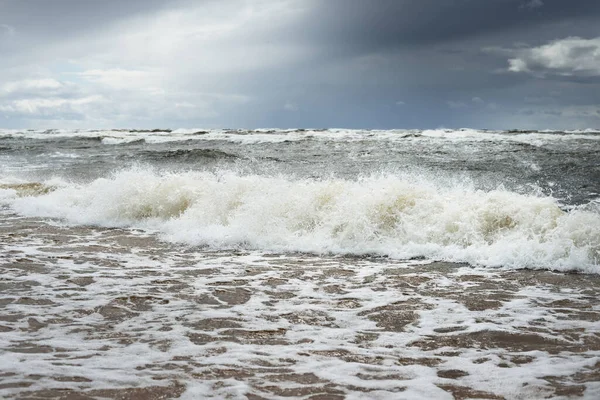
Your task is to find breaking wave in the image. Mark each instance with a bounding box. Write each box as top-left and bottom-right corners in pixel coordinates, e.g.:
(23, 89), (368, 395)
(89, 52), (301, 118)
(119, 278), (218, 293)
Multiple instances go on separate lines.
(3, 168), (599, 273)
(0, 182), (57, 197)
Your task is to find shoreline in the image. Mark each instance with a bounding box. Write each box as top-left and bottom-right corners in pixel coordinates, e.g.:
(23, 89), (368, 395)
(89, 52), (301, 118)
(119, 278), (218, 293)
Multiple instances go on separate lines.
(1, 217), (599, 399)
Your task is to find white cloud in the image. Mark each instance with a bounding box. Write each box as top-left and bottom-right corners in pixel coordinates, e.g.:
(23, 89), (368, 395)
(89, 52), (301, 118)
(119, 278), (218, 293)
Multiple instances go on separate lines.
(507, 58), (529, 73)
(471, 97), (484, 104)
(0, 78), (93, 120)
(1, 79), (64, 95)
(395, 101), (405, 106)
(0, 96), (104, 119)
(506, 37), (600, 77)
(0, 74), (252, 124)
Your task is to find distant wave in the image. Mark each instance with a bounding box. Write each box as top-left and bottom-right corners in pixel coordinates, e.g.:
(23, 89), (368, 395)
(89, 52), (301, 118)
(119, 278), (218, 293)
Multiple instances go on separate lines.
(137, 148), (238, 161)
(1, 128), (599, 146)
(3, 168), (599, 273)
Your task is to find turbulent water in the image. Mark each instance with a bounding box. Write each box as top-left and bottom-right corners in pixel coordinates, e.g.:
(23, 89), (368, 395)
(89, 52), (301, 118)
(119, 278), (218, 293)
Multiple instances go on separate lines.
(1, 128), (599, 273)
(2, 128), (600, 399)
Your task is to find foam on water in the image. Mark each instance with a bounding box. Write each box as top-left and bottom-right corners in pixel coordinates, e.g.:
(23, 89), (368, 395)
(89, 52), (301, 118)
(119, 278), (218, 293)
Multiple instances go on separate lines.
(1, 219), (599, 398)
(1, 128), (600, 146)
(5, 168), (599, 273)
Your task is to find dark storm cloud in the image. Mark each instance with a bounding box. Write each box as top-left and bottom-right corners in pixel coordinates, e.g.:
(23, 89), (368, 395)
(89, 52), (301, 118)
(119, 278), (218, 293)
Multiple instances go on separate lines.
(305, 0), (600, 53)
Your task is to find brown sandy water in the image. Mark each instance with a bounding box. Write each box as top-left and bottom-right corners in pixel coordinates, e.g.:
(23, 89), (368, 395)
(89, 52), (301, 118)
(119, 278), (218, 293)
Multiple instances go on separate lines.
(1, 215), (599, 399)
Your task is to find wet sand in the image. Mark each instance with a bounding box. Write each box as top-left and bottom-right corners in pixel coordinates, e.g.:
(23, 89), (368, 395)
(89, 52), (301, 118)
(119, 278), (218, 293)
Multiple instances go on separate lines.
(1, 215), (599, 399)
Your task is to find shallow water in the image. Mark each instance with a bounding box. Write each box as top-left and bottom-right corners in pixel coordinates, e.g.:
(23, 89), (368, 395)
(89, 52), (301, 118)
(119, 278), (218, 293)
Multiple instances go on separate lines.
(1, 215), (599, 399)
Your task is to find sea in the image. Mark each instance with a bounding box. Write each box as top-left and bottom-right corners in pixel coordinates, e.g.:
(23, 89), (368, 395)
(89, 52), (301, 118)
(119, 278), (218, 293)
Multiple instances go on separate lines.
(1, 128), (599, 399)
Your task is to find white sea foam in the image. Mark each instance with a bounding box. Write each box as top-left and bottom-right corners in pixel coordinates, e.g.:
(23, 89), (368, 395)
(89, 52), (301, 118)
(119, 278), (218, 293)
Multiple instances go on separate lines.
(1, 128), (599, 145)
(101, 136), (145, 145)
(5, 168), (599, 273)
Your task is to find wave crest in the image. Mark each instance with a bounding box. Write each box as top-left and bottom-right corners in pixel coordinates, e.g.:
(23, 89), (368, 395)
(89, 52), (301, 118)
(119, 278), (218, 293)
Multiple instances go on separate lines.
(6, 168), (600, 273)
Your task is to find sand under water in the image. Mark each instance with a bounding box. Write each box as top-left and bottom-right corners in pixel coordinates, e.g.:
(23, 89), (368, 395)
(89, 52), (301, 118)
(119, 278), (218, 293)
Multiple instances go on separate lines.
(1, 215), (599, 399)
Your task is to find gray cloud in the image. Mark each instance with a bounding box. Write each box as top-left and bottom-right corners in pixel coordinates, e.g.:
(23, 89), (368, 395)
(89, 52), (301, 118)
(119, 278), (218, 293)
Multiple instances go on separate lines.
(0, 0), (599, 129)
(520, 0), (544, 9)
(0, 0), (173, 37)
(302, 0), (600, 54)
(0, 23), (15, 36)
(0, 78), (81, 99)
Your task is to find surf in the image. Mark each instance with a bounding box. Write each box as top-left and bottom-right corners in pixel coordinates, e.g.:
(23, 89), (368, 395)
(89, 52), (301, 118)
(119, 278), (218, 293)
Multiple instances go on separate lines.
(3, 167), (599, 273)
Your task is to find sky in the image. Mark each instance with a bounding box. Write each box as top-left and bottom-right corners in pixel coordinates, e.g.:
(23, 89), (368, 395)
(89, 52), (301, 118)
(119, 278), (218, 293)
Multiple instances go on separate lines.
(0, 0), (599, 130)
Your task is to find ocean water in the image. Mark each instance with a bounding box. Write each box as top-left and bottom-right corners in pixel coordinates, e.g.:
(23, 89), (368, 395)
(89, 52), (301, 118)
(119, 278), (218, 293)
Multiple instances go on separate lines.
(1, 128), (600, 398)
(2, 128), (599, 272)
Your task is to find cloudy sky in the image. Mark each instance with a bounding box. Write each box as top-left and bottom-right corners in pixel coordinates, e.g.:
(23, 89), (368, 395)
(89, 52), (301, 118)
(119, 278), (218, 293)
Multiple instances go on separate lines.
(1, 0), (599, 129)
